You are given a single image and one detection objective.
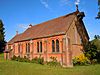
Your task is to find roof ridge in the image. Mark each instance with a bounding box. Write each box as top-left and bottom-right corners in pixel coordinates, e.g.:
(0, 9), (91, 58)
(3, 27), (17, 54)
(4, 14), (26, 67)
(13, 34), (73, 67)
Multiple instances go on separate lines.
(30, 11), (78, 28)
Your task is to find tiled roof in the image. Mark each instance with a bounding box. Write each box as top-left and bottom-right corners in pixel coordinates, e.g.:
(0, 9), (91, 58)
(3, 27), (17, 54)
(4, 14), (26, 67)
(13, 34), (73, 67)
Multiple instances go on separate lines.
(7, 33), (22, 44)
(8, 11), (78, 44)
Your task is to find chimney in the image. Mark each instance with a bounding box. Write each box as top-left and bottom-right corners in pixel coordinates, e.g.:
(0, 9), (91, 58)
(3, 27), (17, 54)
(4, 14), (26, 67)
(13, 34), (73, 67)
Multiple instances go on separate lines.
(16, 31), (18, 35)
(29, 24), (32, 28)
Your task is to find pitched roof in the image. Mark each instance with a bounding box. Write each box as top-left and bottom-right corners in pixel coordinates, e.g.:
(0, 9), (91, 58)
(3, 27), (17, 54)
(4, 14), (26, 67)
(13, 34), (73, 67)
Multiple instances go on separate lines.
(8, 11), (78, 44)
(7, 33), (22, 44)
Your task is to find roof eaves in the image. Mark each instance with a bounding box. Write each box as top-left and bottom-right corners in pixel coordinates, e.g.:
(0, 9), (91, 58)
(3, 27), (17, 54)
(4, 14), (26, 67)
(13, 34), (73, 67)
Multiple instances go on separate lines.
(17, 32), (66, 42)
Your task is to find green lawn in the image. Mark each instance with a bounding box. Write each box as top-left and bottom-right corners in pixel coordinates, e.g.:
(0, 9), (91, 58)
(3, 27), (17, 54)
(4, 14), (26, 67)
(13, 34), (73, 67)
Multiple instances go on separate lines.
(0, 54), (100, 75)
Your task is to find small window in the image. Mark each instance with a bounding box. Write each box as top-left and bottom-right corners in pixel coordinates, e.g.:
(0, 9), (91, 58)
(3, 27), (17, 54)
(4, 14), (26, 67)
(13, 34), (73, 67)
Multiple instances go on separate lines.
(13, 45), (15, 53)
(18, 44), (20, 53)
(52, 40), (55, 52)
(37, 42), (39, 52)
(56, 39), (59, 52)
(68, 38), (71, 50)
(28, 43), (30, 53)
(40, 42), (42, 52)
(26, 43), (27, 53)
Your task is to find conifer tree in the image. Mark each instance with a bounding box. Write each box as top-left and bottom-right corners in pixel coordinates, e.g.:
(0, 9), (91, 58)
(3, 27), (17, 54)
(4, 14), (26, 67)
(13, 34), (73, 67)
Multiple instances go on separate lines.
(0, 19), (6, 53)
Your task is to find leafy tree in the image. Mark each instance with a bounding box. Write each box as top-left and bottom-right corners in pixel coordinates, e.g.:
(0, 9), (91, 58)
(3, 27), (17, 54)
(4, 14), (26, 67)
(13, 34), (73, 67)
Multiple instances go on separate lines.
(91, 37), (100, 50)
(0, 19), (6, 53)
(91, 35), (100, 62)
(96, 0), (100, 19)
(83, 35), (100, 63)
(83, 42), (98, 61)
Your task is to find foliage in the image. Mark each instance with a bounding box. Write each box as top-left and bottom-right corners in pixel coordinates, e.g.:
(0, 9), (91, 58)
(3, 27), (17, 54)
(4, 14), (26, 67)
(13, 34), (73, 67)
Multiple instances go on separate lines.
(31, 55), (44, 65)
(73, 54), (90, 66)
(0, 20), (6, 53)
(11, 55), (17, 60)
(91, 35), (100, 63)
(11, 55), (30, 62)
(83, 35), (100, 63)
(31, 57), (38, 63)
(47, 56), (61, 67)
(37, 57), (44, 65)
(83, 42), (98, 63)
(91, 36), (100, 50)
(11, 55), (44, 65)
(96, 11), (100, 19)
(94, 35), (100, 39)
(96, 0), (100, 19)
(91, 59), (98, 64)
(31, 56), (44, 65)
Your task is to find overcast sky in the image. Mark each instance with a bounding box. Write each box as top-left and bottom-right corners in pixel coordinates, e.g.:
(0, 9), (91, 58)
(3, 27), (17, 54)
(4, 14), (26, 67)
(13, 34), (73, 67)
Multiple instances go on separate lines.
(0, 0), (100, 41)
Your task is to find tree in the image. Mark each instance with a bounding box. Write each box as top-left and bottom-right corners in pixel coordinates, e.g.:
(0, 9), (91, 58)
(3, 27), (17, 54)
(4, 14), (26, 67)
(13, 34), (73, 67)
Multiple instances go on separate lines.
(91, 35), (100, 62)
(83, 42), (98, 62)
(96, 0), (100, 19)
(92, 35), (100, 50)
(0, 19), (6, 53)
(94, 35), (100, 39)
(83, 35), (100, 63)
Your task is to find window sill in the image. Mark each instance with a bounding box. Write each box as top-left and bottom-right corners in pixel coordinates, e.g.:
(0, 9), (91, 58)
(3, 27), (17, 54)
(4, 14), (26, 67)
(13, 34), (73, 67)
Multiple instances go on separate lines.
(51, 52), (61, 54)
(36, 52), (43, 54)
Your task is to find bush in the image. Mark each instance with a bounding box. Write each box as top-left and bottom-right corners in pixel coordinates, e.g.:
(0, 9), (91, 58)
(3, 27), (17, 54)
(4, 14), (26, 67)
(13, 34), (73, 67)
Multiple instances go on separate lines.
(11, 55), (20, 61)
(11, 55), (30, 62)
(37, 57), (44, 65)
(83, 42), (98, 63)
(91, 59), (97, 64)
(73, 54), (90, 66)
(31, 57), (38, 63)
(22, 56), (30, 62)
(31, 57), (44, 65)
(47, 56), (61, 67)
(11, 55), (44, 65)
(11, 55), (17, 60)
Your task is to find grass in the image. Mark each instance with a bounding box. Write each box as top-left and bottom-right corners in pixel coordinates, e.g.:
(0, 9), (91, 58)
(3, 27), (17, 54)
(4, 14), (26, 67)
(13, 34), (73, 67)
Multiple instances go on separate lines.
(0, 53), (100, 75)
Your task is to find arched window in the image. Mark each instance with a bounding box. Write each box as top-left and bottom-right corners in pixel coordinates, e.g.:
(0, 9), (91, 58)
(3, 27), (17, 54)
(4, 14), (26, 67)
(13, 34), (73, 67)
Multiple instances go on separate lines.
(13, 45), (15, 54)
(21, 44), (23, 54)
(26, 43), (27, 53)
(52, 40), (55, 52)
(68, 38), (71, 50)
(56, 39), (59, 52)
(37, 42), (39, 52)
(18, 44), (20, 53)
(40, 42), (42, 52)
(28, 43), (30, 53)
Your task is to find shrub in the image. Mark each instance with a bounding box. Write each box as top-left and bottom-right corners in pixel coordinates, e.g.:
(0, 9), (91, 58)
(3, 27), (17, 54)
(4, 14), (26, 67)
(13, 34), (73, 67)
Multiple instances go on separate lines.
(31, 57), (38, 63)
(16, 56), (21, 61)
(83, 42), (98, 63)
(11, 55), (17, 60)
(23, 56), (30, 62)
(91, 59), (97, 64)
(11, 55), (20, 61)
(47, 56), (61, 67)
(11, 55), (44, 65)
(11, 55), (30, 62)
(37, 57), (44, 65)
(31, 57), (44, 65)
(73, 54), (90, 66)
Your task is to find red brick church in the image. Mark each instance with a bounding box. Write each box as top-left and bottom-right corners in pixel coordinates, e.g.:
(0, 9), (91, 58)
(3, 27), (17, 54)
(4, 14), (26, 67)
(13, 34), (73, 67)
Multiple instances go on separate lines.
(4, 7), (89, 67)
